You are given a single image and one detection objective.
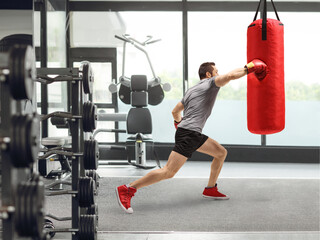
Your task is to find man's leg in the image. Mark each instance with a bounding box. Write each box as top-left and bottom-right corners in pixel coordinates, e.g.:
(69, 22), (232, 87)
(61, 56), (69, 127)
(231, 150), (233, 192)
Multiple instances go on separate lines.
(197, 137), (227, 187)
(129, 151), (188, 190)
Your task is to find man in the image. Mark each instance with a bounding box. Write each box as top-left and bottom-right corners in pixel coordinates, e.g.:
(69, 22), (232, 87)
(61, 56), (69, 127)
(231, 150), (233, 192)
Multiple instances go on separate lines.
(116, 59), (267, 214)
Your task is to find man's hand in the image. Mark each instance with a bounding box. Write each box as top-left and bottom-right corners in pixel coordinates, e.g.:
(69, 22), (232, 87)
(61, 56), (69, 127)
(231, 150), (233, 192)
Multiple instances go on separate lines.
(174, 119), (182, 129)
(245, 59), (268, 80)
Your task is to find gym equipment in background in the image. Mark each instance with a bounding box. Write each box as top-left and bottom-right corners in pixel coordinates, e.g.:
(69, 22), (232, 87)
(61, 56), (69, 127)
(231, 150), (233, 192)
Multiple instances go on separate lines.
(102, 34), (171, 169)
(247, 0), (285, 134)
(109, 34), (171, 104)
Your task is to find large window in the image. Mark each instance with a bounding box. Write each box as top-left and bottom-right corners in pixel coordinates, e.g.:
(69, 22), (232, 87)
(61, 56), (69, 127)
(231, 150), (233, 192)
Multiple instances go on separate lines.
(188, 11), (320, 146)
(35, 5), (68, 137)
(267, 12), (320, 146)
(68, 3), (319, 147)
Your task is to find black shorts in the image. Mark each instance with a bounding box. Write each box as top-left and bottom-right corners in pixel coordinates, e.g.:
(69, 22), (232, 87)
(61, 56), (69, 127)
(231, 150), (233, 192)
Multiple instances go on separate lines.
(172, 127), (208, 158)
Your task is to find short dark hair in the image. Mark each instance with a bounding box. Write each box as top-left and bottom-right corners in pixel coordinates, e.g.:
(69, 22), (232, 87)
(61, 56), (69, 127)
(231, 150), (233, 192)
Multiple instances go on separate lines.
(198, 62), (215, 80)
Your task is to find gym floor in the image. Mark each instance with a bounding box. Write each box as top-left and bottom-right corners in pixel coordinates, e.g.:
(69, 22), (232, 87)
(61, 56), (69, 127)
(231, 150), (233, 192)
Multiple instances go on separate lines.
(54, 161), (320, 240)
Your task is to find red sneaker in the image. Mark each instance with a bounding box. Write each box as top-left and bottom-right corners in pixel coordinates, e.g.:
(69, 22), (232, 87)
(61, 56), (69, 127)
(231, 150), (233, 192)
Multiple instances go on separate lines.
(202, 184), (229, 200)
(115, 185), (137, 213)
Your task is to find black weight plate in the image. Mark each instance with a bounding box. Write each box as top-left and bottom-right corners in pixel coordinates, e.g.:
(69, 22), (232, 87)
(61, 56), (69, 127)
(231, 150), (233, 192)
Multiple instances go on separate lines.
(82, 63), (90, 94)
(79, 215), (96, 240)
(15, 183), (25, 235)
(83, 178), (88, 208)
(89, 140), (94, 170)
(26, 115), (40, 164)
(148, 84), (164, 106)
(10, 115), (19, 165)
(27, 183), (35, 235)
(78, 178), (84, 207)
(87, 203), (98, 215)
(88, 215), (97, 240)
(9, 45), (35, 100)
(82, 102), (89, 132)
(87, 140), (93, 170)
(84, 102), (90, 133)
(83, 102), (96, 133)
(85, 178), (89, 207)
(82, 102), (86, 131)
(89, 177), (95, 205)
(33, 179), (45, 238)
(79, 177), (91, 208)
(79, 215), (87, 240)
(85, 215), (90, 239)
(23, 46), (36, 99)
(118, 84), (131, 104)
(20, 115), (29, 167)
(9, 46), (24, 99)
(20, 183), (28, 235)
(89, 103), (97, 132)
(84, 140), (90, 169)
(87, 170), (99, 190)
(11, 115), (20, 166)
(86, 102), (91, 132)
(93, 170), (99, 189)
(12, 115), (28, 168)
(13, 115), (24, 167)
(86, 140), (93, 170)
(82, 63), (93, 95)
(90, 140), (97, 170)
(94, 140), (99, 170)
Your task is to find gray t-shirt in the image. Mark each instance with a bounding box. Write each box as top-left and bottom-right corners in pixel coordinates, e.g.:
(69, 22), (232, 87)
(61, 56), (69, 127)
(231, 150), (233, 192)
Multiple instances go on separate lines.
(178, 77), (220, 133)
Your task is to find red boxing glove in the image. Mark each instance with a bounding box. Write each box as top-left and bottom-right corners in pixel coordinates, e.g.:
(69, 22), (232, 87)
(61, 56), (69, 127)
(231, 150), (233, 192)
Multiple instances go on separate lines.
(245, 59), (268, 80)
(174, 119), (182, 129)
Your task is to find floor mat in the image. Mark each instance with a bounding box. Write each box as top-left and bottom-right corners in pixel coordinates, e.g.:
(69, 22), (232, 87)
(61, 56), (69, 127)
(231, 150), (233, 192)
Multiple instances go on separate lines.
(45, 177), (320, 232)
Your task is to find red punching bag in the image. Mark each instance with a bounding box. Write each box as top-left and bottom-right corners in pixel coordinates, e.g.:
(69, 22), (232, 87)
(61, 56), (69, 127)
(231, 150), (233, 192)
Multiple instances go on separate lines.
(247, 0), (285, 134)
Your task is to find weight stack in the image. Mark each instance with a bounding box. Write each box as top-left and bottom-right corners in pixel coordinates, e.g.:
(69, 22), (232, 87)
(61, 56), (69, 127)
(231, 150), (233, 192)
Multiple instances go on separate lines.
(247, 18), (285, 134)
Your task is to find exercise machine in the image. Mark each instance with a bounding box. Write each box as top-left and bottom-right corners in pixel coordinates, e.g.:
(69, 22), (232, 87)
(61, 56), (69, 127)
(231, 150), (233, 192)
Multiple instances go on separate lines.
(103, 34), (171, 169)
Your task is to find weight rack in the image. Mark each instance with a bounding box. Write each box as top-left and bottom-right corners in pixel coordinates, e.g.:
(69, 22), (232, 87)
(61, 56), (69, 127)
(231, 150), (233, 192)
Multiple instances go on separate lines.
(37, 64), (98, 240)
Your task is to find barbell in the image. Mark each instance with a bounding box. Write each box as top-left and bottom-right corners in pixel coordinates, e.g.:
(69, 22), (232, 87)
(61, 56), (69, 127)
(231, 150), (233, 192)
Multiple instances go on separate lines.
(36, 61), (94, 95)
(44, 214), (97, 240)
(39, 139), (99, 170)
(41, 101), (97, 133)
(46, 176), (96, 208)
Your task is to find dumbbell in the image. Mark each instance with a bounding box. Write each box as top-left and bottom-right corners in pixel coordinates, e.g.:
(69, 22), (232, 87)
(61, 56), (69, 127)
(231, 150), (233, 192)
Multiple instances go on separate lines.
(39, 139), (99, 170)
(43, 214), (97, 240)
(0, 175), (45, 239)
(41, 101), (97, 133)
(37, 61), (94, 95)
(0, 113), (40, 168)
(0, 44), (36, 100)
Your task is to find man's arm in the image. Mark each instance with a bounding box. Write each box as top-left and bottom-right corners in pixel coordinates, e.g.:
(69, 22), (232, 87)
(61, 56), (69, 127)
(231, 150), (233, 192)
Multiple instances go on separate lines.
(172, 101), (184, 122)
(215, 68), (247, 87)
(215, 59), (268, 87)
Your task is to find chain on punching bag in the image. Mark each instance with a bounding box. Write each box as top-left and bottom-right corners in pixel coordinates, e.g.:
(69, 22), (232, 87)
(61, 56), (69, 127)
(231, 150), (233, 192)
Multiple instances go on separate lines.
(247, 0), (285, 134)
